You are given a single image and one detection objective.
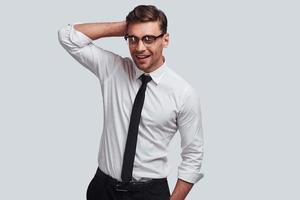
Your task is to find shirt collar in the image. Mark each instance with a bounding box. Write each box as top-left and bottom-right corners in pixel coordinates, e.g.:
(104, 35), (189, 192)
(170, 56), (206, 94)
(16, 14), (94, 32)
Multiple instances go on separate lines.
(134, 59), (168, 85)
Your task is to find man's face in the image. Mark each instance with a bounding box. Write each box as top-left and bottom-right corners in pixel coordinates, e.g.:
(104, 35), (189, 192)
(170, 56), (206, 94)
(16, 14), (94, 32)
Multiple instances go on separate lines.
(126, 21), (169, 73)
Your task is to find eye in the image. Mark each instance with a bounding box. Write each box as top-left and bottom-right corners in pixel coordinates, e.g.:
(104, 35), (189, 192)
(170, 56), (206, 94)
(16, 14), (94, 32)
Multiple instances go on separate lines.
(143, 36), (156, 44)
(128, 36), (138, 43)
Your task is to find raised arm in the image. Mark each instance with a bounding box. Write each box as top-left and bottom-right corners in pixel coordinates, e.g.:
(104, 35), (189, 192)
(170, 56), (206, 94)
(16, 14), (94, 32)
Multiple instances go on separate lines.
(58, 21), (127, 81)
(73, 21), (127, 40)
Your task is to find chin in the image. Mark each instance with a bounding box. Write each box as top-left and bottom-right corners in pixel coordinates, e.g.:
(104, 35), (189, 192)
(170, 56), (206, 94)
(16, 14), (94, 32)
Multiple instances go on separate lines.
(135, 62), (150, 71)
(137, 65), (150, 72)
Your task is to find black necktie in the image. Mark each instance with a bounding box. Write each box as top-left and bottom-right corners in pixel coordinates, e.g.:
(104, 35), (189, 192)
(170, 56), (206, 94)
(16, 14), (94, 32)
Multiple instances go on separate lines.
(121, 74), (152, 182)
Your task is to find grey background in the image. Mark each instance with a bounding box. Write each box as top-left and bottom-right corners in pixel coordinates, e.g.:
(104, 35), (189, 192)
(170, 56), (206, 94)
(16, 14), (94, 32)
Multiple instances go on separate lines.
(0, 0), (299, 199)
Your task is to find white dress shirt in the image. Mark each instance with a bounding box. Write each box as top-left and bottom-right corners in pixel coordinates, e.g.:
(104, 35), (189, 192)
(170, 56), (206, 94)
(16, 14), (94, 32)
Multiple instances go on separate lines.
(58, 24), (204, 184)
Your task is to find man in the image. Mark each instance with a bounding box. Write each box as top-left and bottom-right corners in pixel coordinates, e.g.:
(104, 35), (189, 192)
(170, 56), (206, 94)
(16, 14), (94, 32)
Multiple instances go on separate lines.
(58, 5), (204, 200)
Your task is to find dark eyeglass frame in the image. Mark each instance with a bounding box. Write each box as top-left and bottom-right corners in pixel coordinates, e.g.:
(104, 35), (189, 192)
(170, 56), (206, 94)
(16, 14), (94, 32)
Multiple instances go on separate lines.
(124, 33), (165, 46)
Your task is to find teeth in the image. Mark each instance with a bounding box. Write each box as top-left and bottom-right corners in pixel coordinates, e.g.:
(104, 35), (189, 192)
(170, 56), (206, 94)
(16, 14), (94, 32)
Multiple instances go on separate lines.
(136, 55), (150, 59)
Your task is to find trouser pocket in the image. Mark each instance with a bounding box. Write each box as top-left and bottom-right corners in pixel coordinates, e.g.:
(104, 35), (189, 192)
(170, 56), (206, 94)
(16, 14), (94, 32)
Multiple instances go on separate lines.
(144, 179), (170, 200)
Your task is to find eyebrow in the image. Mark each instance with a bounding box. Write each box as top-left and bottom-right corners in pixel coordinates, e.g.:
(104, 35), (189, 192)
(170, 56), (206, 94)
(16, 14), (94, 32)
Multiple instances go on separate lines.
(126, 34), (156, 37)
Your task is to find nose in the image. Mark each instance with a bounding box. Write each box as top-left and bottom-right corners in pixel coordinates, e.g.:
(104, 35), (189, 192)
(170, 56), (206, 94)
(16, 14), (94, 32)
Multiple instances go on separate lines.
(136, 40), (146, 51)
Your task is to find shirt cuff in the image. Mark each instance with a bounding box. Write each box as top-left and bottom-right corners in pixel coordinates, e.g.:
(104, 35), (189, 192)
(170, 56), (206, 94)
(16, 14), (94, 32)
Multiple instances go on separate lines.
(68, 22), (93, 48)
(178, 171), (204, 184)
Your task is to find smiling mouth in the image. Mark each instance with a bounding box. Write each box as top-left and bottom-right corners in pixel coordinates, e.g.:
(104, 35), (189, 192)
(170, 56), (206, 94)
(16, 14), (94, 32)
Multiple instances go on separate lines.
(135, 55), (151, 60)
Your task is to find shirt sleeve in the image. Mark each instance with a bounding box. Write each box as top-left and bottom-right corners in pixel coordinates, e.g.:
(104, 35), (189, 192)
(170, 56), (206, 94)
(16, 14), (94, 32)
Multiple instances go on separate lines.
(57, 23), (122, 82)
(177, 87), (204, 184)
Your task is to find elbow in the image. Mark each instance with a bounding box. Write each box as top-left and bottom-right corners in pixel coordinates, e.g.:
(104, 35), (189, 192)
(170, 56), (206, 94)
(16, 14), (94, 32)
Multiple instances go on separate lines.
(57, 24), (73, 47)
(57, 27), (66, 46)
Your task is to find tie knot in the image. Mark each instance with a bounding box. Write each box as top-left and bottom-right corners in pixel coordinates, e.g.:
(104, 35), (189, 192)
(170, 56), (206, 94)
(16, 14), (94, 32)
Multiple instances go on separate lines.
(140, 74), (152, 85)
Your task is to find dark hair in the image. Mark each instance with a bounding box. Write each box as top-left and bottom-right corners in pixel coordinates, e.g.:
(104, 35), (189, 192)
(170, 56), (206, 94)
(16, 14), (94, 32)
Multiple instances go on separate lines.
(126, 5), (168, 34)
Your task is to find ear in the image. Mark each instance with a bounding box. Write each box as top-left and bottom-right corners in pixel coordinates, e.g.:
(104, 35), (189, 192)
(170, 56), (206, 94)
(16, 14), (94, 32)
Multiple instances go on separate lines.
(163, 33), (169, 48)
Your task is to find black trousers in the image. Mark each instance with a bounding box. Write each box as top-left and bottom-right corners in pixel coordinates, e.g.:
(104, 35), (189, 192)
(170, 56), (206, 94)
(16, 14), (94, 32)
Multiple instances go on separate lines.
(86, 167), (171, 200)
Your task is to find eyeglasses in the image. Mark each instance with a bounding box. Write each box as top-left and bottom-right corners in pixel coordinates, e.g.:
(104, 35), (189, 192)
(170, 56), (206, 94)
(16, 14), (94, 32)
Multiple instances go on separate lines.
(124, 33), (165, 46)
